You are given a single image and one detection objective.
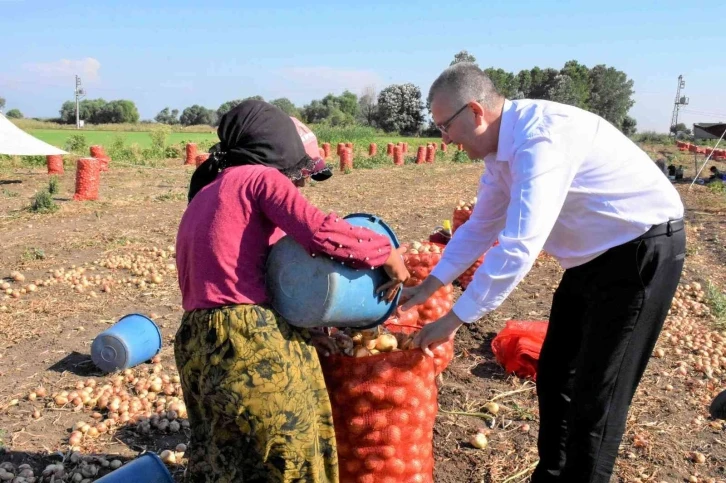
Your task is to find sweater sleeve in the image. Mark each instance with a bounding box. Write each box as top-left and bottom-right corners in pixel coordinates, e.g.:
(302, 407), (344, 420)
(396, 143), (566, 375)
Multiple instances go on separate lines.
(252, 168), (392, 270)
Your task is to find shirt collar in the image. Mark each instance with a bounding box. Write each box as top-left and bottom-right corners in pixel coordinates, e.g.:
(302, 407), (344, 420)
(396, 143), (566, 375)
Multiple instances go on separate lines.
(494, 99), (516, 162)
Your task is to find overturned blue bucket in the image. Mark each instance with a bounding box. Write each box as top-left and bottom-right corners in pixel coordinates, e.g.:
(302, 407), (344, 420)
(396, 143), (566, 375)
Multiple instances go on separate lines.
(91, 313), (162, 373)
(266, 213), (401, 329)
(95, 452), (173, 483)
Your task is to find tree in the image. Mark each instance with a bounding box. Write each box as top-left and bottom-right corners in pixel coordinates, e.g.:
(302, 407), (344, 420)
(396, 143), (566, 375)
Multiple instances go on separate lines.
(180, 105), (216, 126)
(546, 74), (579, 106)
(376, 83), (424, 135)
(588, 64), (635, 128)
(671, 122), (691, 135)
(301, 100), (330, 124)
(483, 68), (519, 98)
(621, 116), (637, 136)
(94, 100), (139, 124)
(560, 60), (590, 108)
(320, 91), (358, 120)
(515, 69), (533, 98)
(358, 86), (378, 126)
(529, 67), (559, 99)
(451, 50), (477, 66)
(5, 109), (23, 119)
(155, 107), (180, 125)
(59, 98), (108, 124)
(0, 97), (5, 112)
(270, 98), (300, 118)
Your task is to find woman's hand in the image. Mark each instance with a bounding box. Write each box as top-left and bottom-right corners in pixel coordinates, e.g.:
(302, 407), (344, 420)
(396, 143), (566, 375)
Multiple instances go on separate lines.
(309, 332), (338, 357)
(377, 246), (410, 302)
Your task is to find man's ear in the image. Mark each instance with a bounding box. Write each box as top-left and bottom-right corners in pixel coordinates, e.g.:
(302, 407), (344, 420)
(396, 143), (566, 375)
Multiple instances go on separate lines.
(469, 101), (486, 127)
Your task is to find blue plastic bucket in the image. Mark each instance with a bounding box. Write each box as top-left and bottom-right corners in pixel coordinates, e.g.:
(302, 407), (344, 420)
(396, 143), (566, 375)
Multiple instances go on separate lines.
(91, 313), (162, 373)
(266, 213), (401, 329)
(95, 452), (173, 483)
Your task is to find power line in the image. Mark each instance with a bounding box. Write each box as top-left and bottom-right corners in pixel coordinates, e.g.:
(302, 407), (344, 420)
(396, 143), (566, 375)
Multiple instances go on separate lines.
(679, 109), (726, 120)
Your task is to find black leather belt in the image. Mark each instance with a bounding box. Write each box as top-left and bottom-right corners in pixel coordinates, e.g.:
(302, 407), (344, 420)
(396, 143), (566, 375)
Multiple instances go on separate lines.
(634, 219), (684, 240)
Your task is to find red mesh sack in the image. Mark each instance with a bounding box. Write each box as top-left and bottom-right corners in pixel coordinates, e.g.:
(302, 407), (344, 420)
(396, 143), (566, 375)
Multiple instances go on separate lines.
(47, 155), (64, 175)
(369, 143), (377, 156)
(386, 142), (394, 156)
(89, 145), (106, 158)
(393, 146), (404, 165)
(73, 158), (100, 201)
(452, 208), (472, 232)
(337, 143), (346, 156)
(346, 142), (353, 150)
(441, 142), (447, 152)
(195, 153), (210, 167)
(425, 145), (435, 163)
(402, 241), (445, 287)
(491, 320), (549, 380)
(457, 143), (463, 151)
(340, 148), (353, 171)
(322, 142), (331, 158)
(97, 156), (110, 172)
(320, 338), (437, 483)
(402, 142), (409, 154)
(416, 146), (426, 164)
(185, 143), (197, 165)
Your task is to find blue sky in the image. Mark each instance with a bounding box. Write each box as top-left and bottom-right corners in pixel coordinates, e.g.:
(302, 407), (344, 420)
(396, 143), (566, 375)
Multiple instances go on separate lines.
(1, 0), (725, 132)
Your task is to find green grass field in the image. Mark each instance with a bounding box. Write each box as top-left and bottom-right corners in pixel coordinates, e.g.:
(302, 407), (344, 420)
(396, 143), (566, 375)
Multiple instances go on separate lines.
(29, 129), (219, 150)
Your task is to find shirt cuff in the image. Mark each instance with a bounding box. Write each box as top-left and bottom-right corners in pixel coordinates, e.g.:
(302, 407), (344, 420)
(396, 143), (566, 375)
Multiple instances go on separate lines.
(451, 290), (489, 324)
(429, 259), (461, 286)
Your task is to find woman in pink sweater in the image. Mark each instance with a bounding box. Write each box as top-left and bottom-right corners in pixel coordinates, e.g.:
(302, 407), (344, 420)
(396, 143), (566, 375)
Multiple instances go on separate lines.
(174, 100), (409, 483)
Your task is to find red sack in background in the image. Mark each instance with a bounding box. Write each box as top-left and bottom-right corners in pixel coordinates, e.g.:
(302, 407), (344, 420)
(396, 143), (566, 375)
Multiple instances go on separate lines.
(491, 320), (549, 380)
(47, 155), (64, 175)
(185, 143), (197, 165)
(73, 158), (100, 201)
(319, 337), (437, 483)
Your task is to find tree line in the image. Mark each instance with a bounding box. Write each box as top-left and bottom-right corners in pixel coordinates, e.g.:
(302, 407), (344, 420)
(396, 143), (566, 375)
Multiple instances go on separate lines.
(4, 51), (639, 136)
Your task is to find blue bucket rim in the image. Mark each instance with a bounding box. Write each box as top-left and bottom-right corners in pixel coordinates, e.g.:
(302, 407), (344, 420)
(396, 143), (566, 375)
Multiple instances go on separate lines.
(343, 213), (400, 249)
(122, 452), (174, 482)
(342, 213), (402, 327)
(115, 313), (163, 357)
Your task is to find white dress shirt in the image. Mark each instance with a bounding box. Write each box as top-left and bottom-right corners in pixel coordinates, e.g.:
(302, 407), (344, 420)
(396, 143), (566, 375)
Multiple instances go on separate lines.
(430, 99), (684, 324)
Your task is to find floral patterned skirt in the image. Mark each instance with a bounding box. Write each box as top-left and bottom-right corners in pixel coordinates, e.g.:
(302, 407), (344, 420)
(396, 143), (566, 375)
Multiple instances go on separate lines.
(173, 304), (339, 483)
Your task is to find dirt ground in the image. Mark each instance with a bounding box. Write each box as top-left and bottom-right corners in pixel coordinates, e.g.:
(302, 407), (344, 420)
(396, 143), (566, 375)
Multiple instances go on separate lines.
(0, 151), (725, 482)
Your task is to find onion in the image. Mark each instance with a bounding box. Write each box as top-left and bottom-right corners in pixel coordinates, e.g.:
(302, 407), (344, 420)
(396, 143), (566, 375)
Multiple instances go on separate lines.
(160, 450), (176, 465)
(484, 402), (500, 415)
(69, 431), (83, 446)
(375, 334), (398, 352)
(470, 433), (488, 449)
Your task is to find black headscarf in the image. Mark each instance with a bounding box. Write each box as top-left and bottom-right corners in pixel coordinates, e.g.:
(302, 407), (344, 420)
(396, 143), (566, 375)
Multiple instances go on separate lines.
(188, 100), (316, 202)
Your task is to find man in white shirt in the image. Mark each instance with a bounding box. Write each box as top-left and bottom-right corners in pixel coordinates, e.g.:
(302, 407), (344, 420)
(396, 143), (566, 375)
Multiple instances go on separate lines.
(403, 63), (685, 483)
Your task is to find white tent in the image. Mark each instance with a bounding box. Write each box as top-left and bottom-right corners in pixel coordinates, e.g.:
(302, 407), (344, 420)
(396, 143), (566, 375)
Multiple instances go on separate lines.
(0, 113), (67, 155)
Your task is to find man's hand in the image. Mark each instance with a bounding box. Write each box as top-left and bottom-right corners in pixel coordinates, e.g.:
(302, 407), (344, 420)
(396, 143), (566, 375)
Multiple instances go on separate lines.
(413, 311), (463, 357)
(399, 275), (444, 311)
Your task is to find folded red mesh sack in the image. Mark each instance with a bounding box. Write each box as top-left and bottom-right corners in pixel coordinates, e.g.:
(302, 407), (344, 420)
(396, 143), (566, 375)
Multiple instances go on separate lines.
(491, 320), (549, 380)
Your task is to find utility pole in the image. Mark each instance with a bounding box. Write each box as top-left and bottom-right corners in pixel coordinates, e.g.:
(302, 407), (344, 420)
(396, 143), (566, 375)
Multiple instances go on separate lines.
(669, 75), (688, 137)
(75, 75), (86, 129)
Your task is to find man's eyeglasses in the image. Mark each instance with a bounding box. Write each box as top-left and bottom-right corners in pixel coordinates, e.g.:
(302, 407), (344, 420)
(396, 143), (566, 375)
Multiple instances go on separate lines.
(436, 99), (482, 134)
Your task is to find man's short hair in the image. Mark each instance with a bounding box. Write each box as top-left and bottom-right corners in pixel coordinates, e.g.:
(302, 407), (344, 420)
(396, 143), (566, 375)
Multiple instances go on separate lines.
(428, 63), (504, 110)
